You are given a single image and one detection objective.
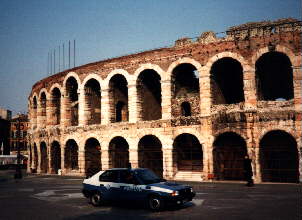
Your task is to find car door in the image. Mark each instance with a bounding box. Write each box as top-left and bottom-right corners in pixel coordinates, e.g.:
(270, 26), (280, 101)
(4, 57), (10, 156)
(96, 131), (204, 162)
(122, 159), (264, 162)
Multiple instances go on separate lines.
(98, 170), (120, 201)
(118, 170), (143, 201)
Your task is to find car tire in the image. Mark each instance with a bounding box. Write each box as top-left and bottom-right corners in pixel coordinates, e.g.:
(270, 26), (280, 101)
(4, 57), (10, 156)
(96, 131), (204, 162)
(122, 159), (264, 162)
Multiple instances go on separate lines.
(90, 192), (103, 207)
(148, 195), (163, 211)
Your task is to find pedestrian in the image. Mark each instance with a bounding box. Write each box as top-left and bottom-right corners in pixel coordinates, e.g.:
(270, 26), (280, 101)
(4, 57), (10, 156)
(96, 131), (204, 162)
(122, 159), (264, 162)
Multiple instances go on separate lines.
(243, 155), (254, 187)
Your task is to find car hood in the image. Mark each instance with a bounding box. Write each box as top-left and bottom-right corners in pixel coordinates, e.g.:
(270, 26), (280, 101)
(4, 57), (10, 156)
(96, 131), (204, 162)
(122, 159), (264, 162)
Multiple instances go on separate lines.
(148, 182), (189, 191)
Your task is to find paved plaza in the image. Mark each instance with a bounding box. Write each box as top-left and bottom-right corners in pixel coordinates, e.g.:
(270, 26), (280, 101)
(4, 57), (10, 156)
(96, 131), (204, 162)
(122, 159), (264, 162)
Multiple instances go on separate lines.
(0, 170), (301, 220)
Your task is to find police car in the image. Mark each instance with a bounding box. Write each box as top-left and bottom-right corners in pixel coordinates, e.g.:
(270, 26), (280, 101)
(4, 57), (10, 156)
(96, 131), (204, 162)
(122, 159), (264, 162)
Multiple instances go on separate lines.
(82, 168), (195, 211)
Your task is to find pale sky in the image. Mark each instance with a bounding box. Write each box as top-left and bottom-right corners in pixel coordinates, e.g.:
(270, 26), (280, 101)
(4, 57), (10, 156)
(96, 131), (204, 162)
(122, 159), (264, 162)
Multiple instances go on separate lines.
(0, 0), (301, 115)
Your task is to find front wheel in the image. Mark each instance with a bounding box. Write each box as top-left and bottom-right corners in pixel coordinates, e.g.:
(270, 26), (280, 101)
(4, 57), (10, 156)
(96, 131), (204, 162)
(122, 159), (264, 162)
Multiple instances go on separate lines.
(148, 195), (164, 211)
(90, 192), (103, 207)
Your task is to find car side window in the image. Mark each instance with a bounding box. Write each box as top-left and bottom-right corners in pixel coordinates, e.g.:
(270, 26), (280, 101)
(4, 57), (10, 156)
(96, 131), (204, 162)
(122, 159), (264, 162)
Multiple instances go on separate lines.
(99, 170), (119, 182)
(120, 170), (138, 184)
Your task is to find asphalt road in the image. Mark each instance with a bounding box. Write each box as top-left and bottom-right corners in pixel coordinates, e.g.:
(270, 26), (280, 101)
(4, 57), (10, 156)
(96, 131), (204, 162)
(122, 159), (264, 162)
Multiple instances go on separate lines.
(0, 169), (301, 220)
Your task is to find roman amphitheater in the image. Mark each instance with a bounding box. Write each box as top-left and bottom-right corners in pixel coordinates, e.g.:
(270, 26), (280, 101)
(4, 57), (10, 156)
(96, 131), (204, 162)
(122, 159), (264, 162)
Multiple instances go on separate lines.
(27, 18), (301, 183)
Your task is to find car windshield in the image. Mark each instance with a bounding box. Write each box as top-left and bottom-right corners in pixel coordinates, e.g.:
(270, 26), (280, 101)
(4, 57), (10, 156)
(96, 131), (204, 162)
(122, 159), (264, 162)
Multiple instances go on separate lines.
(134, 169), (162, 184)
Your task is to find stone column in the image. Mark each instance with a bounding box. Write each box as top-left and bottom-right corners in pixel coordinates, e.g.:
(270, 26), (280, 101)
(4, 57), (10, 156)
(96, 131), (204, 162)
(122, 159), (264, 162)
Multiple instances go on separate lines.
(199, 68), (211, 116)
(78, 88), (87, 126)
(293, 65), (302, 112)
(60, 143), (66, 175)
(61, 91), (71, 128)
(101, 145), (110, 170)
(162, 146), (174, 180)
(37, 144), (41, 173)
(243, 67), (257, 109)
(128, 84), (139, 123)
(47, 142), (52, 174)
(78, 147), (86, 176)
(253, 143), (261, 183)
(46, 98), (52, 126)
(161, 80), (172, 120)
(101, 87), (111, 125)
(129, 148), (139, 169)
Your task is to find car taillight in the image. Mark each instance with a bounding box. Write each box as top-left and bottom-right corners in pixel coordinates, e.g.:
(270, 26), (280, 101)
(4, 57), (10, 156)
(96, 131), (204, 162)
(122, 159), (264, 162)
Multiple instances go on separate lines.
(171, 191), (179, 196)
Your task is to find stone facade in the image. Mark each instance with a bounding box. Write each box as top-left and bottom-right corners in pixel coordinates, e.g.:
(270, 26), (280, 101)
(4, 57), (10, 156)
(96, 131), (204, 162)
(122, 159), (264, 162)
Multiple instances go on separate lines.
(27, 18), (302, 183)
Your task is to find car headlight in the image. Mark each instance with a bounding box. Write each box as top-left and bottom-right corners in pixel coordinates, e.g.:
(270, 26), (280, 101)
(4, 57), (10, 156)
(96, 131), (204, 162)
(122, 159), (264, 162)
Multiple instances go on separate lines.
(190, 188), (193, 192)
(171, 190), (179, 196)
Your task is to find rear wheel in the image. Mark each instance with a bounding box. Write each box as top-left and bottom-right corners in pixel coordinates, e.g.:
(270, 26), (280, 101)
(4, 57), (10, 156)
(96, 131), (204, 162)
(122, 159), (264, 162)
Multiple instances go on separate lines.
(90, 192), (103, 207)
(148, 195), (163, 211)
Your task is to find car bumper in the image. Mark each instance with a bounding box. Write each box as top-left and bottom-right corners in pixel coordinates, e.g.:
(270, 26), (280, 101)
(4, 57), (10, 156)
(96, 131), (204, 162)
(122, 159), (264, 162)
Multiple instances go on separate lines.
(163, 192), (196, 205)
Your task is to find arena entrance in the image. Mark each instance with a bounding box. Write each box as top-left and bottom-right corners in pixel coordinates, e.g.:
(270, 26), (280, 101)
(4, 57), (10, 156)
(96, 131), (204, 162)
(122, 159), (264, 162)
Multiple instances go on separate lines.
(173, 134), (203, 172)
(260, 130), (298, 183)
(138, 135), (163, 178)
(213, 132), (247, 180)
(40, 142), (48, 173)
(64, 139), (78, 171)
(85, 138), (101, 176)
(109, 137), (129, 168)
(51, 141), (61, 174)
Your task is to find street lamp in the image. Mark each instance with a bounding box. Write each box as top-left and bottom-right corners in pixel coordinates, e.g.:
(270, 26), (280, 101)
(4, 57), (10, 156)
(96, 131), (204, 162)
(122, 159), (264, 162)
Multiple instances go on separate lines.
(14, 116), (22, 179)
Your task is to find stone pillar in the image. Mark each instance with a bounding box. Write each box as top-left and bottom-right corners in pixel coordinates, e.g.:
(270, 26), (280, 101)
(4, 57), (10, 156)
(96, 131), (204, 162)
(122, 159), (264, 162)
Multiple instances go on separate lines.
(199, 68), (211, 116)
(78, 88), (87, 126)
(78, 147), (86, 175)
(47, 142), (52, 174)
(129, 147), (139, 169)
(101, 145), (110, 170)
(253, 143), (261, 183)
(37, 144), (41, 173)
(243, 67), (257, 109)
(161, 80), (172, 120)
(46, 99), (52, 126)
(162, 146), (174, 180)
(60, 144), (66, 175)
(101, 87), (110, 125)
(293, 65), (302, 112)
(128, 84), (139, 123)
(61, 92), (71, 127)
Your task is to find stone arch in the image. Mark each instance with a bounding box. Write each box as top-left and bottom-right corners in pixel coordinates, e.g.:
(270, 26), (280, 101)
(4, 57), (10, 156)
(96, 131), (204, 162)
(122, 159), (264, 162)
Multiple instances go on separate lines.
(81, 74), (103, 90)
(259, 130), (299, 183)
(212, 132), (247, 180)
(63, 72), (81, 89)
(83, 77), (102, 125)
(134, 64), (165, 81)
(40, 141), (48, 173)
(251, 45), (296, 66)
(104, 69), (131, 87)
(84, 137), (102, 177)
(50, 141), (61, 174)
(170, 60), (201, 118)
(64, 139), (79, 171)
(108, 74), (129, 123)
(108, 136), (129, 168)
(136, 68), (162, 121)
(255, 51), (294, 101)
(209, 57), (245, 104)
(173, 133), (203, 172)
(49, 86), (62, 125)
(173, 129), (205, 147)
(138, 135), (163, 177)
(64, 75), (79, 126)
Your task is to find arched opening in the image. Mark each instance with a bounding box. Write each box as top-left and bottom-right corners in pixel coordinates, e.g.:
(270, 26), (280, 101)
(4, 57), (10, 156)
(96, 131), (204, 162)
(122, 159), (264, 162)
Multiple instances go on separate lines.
(213, 132), (247, 180)
(85, 138), (102, 176)
(255, 52), (293, 101)
(109, 137), (129, 168)
(171, 64), (200, 117)
(65, 77), (79, 126)
(84, 79), (101, 125)
(210, 57), (244, 104)
(109, 74), (128, 123)
(173, 134), (203, 172)
(40, 142), (48, 173)
(51, 88), (61, 125)
(181, 102), (191, 117)
(32, 97), (37, 129)
(50, 141), (61, 174)
(137, 70), (162, 121)
(65, 139), (78, 171)
(40, 92), (47, 127)
(260, 130), (298, 183)
(138, 135), (163, 177)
